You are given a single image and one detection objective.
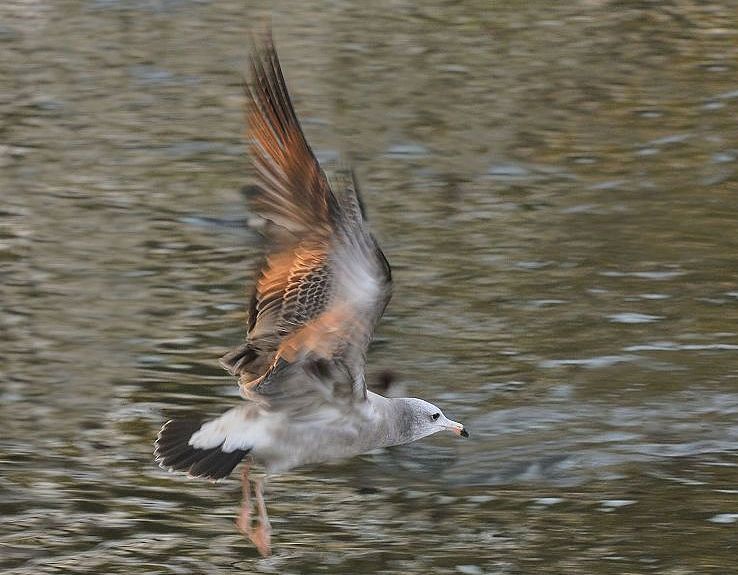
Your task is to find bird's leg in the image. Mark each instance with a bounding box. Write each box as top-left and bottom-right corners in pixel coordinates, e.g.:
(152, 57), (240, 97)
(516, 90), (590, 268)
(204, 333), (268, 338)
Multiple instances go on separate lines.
(235, 463), (252, 537)
(250, 477), (272, 557)
(235, 462), (271, 556)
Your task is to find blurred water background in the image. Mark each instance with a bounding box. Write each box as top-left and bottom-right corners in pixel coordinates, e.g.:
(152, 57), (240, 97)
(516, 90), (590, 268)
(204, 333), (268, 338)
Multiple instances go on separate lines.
(1, 1), (737, 573)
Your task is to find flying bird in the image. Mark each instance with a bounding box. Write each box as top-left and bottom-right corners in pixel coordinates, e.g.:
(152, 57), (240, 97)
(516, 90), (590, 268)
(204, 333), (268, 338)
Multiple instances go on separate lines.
(154, 32), (468, 557)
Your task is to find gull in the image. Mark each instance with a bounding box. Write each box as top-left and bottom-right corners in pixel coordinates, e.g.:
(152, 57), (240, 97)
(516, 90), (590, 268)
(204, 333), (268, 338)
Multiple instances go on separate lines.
(154, 32), (468, 557)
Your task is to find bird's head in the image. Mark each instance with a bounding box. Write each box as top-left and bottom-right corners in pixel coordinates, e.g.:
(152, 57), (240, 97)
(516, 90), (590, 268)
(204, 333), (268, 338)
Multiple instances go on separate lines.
(402, 398), (469, 442)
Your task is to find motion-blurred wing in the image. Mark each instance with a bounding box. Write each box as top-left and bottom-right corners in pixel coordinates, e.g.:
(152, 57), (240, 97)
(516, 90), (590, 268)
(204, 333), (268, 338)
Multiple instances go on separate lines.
(220, 33), (392, 405)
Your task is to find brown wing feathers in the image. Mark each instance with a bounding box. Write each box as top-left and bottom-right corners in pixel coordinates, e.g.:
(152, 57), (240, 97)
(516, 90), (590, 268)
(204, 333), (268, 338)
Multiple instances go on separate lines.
(222, 33), (392, 403)
(246, 35), (337, 235)
(221, 37), (338, 384)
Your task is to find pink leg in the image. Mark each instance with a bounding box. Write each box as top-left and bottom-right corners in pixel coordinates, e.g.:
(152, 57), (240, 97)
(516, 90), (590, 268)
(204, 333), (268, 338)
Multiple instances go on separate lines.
(235, 464), (252, 536)
(250, 477), (272, 557)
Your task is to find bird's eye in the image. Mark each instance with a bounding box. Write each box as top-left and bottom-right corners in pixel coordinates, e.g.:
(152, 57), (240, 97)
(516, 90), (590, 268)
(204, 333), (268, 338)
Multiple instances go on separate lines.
(431, 412), (441, 421)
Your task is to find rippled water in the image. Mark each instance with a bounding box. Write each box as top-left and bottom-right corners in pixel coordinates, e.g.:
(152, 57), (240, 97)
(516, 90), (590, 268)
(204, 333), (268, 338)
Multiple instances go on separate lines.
(2, 1), (737, 573)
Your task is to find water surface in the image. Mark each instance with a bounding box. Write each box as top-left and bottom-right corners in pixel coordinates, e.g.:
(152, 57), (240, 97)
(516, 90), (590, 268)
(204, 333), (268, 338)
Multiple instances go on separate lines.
(1, 1), (737, 573)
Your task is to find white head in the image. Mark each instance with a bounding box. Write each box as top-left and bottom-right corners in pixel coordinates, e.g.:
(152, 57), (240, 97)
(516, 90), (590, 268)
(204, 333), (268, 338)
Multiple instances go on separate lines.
(397, 398), (469, 444)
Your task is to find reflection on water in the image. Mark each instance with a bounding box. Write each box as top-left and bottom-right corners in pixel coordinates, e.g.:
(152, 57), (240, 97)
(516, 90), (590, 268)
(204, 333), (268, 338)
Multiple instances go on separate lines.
(1, 1), (737, 573)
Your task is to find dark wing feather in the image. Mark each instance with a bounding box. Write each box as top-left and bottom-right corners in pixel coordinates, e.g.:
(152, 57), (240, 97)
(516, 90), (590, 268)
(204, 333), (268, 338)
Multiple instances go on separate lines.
(221, 32), (392, 405)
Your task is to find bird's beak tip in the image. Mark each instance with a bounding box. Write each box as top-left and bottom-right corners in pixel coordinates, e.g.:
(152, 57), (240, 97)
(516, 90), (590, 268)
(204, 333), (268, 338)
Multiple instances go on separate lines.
(449, 422), (468, 438)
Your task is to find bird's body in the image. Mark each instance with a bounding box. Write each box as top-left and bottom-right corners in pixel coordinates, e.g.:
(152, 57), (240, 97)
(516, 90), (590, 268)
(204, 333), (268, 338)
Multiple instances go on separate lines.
(173, 392), (423, 474)
(154, 31), (467, 556)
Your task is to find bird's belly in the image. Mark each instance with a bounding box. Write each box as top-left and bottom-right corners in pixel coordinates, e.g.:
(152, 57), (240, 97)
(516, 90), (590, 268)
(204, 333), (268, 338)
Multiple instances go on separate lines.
(253, 421), (370, 474)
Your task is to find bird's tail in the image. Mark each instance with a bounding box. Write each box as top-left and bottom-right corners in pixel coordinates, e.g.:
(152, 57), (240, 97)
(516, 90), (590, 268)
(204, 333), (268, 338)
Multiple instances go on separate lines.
(154, 418), (250, 480)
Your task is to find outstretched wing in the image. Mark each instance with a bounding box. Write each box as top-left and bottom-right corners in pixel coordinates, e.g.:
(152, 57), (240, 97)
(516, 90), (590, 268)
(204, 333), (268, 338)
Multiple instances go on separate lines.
(220, 33), (392, 405)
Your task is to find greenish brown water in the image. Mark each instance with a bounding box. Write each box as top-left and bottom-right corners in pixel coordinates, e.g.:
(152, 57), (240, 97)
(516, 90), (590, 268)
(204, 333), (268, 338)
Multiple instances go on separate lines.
(1, 1), (737, 573)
